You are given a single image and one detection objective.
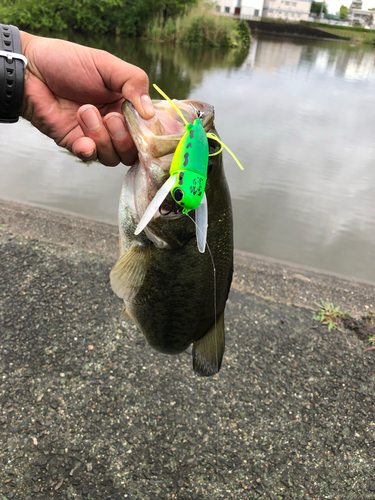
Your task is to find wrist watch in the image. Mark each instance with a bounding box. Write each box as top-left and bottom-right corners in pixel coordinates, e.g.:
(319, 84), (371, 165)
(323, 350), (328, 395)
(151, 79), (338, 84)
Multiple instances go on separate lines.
(0, 24), (28, 123)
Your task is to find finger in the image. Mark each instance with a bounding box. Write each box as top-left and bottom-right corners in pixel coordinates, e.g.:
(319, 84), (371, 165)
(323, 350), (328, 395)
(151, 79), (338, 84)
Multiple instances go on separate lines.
(122, 75), (155, 121)
(94, 52), (155, 120)
(71, 136), (97, 162)
(78, 105), (121, 167)
(103, 113), (138, 166)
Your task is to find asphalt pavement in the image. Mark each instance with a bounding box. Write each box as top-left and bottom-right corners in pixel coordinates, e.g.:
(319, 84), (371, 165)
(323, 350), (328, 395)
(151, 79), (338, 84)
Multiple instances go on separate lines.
(0, 199), (374, 500)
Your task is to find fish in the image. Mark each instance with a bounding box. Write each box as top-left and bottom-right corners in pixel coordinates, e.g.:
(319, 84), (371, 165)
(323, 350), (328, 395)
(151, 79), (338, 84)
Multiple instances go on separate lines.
(110, 97), (233, 377)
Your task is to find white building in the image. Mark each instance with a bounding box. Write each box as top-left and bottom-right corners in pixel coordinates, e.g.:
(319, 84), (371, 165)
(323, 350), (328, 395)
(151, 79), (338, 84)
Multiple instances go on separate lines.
(349, 9), (374, 28)
(216, 0), (263, 18)
(262, 0), (312, 21)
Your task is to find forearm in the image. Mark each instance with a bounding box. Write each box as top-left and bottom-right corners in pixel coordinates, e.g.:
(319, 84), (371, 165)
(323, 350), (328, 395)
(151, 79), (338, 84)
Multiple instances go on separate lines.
(1, 25), (154, 166)
(20, 30), (34, 56)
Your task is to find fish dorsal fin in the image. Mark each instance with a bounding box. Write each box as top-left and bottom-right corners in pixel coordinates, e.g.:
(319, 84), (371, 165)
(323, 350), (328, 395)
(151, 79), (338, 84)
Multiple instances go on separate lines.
(192, 313), (225, 377)
(110, 243), (150, 300)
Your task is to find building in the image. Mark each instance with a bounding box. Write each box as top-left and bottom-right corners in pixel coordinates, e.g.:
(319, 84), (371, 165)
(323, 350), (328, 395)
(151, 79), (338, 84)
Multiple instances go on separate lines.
(262, 0), (312, 21)
(216, 0), (262, 18)
(349, 9), (374, 27)
(350, 0), (362, 9)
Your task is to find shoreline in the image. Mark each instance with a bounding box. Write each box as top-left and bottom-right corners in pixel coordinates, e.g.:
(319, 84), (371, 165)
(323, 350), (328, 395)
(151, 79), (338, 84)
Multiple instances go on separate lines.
(1, 198), (374, 318)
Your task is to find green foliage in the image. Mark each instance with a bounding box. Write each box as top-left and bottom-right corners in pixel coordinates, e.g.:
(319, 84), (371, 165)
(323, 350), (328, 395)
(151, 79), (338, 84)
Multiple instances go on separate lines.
(177, 14), (209, 47)
(301, 20), (375, 36)
(0, 0), (196, 36)
(363, 33), (375, 44)
(312, 301), (349, 332)
(364, 13), (374, 26)
(339, 5), (348, 19)
(146, 2), (251, 48)
(161, 0), (198, 18)
(177, 14), (248, 48)
(362, 310), (375, 347)
(145, 15), (178, 42)
(235, 20), (251, 48)
(364, 310), (375, 323)
(0, 0), (68, 31)
(310, 1), (328, 15)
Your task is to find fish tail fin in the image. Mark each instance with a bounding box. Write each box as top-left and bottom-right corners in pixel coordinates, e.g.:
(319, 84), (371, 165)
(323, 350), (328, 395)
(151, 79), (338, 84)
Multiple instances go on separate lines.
(193, 313), (225, 377)
(110, 243), (150, 300)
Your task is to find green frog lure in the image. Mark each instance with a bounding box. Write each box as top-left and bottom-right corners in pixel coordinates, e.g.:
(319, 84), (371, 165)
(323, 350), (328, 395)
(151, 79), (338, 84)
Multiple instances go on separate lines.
(135, 84), (243, 253)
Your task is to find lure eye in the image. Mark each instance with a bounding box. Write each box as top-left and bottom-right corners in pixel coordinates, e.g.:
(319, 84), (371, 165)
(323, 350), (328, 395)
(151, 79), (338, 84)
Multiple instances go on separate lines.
(173, 188), (184, 202)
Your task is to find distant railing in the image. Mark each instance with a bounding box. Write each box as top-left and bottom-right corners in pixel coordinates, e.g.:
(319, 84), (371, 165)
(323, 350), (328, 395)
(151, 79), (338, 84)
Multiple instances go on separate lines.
(220, 12), (262, 21)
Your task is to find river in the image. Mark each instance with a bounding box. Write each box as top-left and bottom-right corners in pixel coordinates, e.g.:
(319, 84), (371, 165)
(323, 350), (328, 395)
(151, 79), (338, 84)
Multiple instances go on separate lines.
(1, 34), (375, 283)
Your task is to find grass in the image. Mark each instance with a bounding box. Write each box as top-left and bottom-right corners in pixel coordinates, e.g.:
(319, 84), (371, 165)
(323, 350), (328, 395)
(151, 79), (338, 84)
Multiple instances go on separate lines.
(313, 302), (375, 350)
(145, 2), (251, 48)
(364, 310), (375, 346)
(303, 21), (375, 43)
(312, 26), (365, 40)
(362, 34), (375, 45)
(312, 301), (349, 332)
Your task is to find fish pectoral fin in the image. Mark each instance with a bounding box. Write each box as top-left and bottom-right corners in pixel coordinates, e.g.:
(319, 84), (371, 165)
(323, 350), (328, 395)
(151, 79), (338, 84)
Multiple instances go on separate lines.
(121, 307), (135, 324)
(134, 174), (178, 236)
(195, 193), (208, 253)
(110, 243), (150, 300)
(193, 313), (225, 377)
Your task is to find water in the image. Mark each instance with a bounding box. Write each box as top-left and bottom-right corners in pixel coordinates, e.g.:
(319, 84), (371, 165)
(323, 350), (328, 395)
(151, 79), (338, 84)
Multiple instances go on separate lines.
(1, 34), (375, 282)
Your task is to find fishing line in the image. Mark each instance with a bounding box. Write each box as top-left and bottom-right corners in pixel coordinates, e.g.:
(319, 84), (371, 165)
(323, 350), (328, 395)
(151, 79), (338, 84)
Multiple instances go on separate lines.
(186, 213), (221, 487)
(151, 83), (237, 490)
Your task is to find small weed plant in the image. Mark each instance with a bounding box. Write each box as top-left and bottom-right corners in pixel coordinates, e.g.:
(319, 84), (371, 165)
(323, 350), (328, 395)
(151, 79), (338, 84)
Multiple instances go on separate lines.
(313, 301), (349, 332)
(364, 309), (375, 323)
(363, 309), (375, 347)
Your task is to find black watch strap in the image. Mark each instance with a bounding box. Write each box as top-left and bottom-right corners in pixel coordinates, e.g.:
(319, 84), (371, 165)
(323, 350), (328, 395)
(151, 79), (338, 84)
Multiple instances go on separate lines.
(0, 24), (27, 124)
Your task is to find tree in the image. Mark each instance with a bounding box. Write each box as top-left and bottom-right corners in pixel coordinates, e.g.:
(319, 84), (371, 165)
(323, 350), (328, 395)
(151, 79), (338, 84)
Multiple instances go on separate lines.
(0, 0), (198, 35)
(362, 13), (374, 26)
(339, 5), (348, 19)
(161, 0), (198, 19)
(310, 1), (328, 15)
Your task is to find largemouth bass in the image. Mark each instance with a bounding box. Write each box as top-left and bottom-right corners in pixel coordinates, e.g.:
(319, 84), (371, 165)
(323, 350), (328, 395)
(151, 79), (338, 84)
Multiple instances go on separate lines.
(110, 98), (233, 377)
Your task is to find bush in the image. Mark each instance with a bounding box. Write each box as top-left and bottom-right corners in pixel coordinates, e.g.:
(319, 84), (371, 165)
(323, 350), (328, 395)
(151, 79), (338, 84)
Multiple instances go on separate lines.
(363, 34), (375, 44)
(235, 19), (251, 48)
(0, 0), (173, 36)
(146, 3), (251, 48)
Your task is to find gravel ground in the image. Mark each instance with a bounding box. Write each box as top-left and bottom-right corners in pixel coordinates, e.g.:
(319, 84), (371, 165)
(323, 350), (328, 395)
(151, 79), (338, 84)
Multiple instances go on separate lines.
(0, 200), (375, 500)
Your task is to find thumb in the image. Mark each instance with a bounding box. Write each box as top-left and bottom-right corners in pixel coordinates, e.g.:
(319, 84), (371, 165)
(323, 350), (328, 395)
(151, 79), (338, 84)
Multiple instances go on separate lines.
(94, 50), (155, 120)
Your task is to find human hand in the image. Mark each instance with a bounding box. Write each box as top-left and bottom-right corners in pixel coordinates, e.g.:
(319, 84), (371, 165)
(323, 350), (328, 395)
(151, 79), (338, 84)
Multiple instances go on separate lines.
(20, 31), (155, 166)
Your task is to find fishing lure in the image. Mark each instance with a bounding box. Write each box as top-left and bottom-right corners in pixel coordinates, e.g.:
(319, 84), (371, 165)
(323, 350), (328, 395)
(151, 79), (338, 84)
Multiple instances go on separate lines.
(135, 84), (243, 253)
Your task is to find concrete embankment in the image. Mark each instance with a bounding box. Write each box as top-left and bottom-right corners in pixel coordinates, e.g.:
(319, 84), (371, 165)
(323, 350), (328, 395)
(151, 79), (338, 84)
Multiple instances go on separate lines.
(1, 198), (374, 500)
(246, 20), (349, 41)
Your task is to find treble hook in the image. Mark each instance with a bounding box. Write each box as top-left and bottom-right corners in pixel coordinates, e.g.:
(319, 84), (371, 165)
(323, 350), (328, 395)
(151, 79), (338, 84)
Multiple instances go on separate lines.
(159, 198), (180, 216)
(189, 102), (204, 120)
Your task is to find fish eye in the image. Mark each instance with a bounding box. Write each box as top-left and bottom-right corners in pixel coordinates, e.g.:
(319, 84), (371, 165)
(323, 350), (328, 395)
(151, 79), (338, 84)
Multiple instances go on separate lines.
(173, 188), (184, 202)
